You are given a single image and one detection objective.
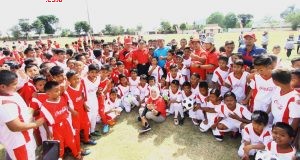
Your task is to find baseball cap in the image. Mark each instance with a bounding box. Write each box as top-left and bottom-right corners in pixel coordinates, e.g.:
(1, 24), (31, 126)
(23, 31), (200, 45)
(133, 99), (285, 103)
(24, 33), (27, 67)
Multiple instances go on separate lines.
(243, 32), (256, 39)
(191, 38), (201, 43)
(203, 36), (215, 44)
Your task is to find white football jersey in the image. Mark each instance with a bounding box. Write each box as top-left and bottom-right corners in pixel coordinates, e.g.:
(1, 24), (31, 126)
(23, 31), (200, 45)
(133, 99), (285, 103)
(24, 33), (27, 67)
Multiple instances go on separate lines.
(225, 71), (249, 102)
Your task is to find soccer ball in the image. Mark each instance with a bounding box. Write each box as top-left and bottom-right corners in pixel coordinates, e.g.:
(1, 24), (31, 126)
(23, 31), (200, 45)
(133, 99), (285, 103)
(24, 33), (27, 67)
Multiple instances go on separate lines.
(255, 150), (279, 160)
(182, 98), (194, 110)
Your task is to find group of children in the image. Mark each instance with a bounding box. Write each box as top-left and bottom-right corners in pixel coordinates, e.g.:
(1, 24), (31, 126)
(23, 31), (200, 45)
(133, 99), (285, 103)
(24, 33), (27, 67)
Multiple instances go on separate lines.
(0, 36), (300, 160)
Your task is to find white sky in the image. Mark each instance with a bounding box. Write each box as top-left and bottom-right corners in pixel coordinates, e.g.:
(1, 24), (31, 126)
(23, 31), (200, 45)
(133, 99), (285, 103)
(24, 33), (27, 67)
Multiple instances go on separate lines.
(1, 0), (300, 34)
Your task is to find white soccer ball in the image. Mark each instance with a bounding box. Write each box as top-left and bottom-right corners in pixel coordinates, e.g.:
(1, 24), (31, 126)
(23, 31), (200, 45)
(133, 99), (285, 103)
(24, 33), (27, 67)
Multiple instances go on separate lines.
(122, 94), (133, 105)
(255, 150), (279, 160)
(182, 98), (194, 110)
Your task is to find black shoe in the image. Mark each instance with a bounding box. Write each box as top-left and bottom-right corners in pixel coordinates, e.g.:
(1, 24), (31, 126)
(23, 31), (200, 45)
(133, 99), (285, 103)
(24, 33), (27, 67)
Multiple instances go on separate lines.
(81, 149), (91, 156)
(83, 140), (97, 145)
(137, 116), (141, 121)
(139, 125), (151, 134)
(214, 135), (224, 142)
(179, 117), (185, 126)
(90, 132), (101, 137)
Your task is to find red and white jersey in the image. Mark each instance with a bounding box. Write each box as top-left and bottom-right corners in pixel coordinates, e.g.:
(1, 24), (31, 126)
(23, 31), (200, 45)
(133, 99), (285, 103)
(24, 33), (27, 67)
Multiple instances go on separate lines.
(29, 93), (48, 111)
(168, 89), (183, 103)
(117, 84), (130, 98)
(104, 98), (122, 113)
(41, 97), (70, 126)
(271, 88), (300, 125)
(216, 103), (251, 123)
(212, 67), (230, 96)
(0, 93), (33, 150)
(166, 72), (185, 85)
(138, 83), (150, 100)
(191, 83), (199, 96)
(54, 60), (67, 71)
(195, 93), (208, 107)
(249, 74), (277, 112)
(83, 76), (100, 112)
(181, 91), (197, 101)
(225, 72), (249, 103)
(178, 65), (190, 81)
(66, 83), (86, 111)
(99, 77), (111, 96)
(242, 123), (272, 145)
(183, 57), (192, 68)
(148, 65), (163, 83)
(266, 141), (296, 160)
(205, 101), (222, 123)
(129, 77), (140, 96)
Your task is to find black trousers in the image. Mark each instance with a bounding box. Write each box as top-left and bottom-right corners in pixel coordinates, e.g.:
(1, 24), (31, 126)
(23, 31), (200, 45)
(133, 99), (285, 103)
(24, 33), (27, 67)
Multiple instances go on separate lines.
(287, 49), (292, 58)
(262, 44), (267, 50)
(137, 63), (150, 76)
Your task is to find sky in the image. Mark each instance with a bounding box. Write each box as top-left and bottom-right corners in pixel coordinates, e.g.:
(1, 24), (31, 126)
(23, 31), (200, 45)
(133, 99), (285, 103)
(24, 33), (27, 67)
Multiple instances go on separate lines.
(1, 0), (300, 34)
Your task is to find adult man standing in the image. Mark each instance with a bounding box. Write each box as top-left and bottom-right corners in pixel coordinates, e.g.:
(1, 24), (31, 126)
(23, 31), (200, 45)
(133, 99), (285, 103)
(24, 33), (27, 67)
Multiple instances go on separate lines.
(190, 38), (207, 81)
(153, 38), (170, 73)
(261, 31), (269, 50)
(238, 33), (266, 68)
(133, 40), (150, 75)
(119, 38), (134, 71)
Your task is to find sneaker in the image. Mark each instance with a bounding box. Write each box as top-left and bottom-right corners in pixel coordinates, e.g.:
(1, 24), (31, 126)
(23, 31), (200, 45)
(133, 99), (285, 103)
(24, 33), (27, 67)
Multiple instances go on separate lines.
(174, 118), (179, 125)
(139, 125), (151, 134)
(179, 117), (185, 126)
(83, 140), (97, 145)
(199, 126), (206, 132)
(192, 118), (200, 126)
(81, 149), (91, 156)
(214, 135), (224, 142)
(102, 125), (110, 134)
(90, 132), (101, 137)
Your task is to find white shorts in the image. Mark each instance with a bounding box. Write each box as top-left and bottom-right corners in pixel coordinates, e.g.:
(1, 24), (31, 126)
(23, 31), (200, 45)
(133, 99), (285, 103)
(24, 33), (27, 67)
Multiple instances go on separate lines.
(218, 118), (241, 132)
(189, 109), (205, 120)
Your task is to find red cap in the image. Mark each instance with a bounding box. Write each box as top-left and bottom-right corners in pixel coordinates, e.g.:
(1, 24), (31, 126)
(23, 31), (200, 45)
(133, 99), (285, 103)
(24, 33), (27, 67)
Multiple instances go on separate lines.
(243, 32), (256, 39)
(124, 38), (132, 45)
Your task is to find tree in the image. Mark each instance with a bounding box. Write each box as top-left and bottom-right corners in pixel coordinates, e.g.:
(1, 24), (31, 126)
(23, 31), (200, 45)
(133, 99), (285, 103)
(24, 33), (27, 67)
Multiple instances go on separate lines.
(224, 13), (238, 28)
(10, 25), (22, 39)
(179, 23), (187, 31)
(18, 19), (31, 39)
(286, 12), (300, 30)
(237, 14), (254, 28)
(263, 16), (279, 28)
(32, 19), (44, 36)
(60, 29), (71, 37)
(74, 21), (90, 34)
(160, 21), (173, 33)
(206, 12), (224, 27)
(136, 25), (143, 32)
(37, 15), (59, 34)
(125, 28), (136, 35)
(280, 5), (299, 19)
(103, 24), (113, 35)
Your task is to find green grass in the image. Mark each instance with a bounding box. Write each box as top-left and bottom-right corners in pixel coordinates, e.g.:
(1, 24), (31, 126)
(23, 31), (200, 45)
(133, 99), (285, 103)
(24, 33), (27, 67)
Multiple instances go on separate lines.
(1, 31), (300, 160)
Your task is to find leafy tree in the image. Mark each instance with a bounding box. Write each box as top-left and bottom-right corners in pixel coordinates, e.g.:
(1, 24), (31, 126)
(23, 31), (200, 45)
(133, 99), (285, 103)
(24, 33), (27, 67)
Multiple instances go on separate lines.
(37, 15), (59, 34)
(160, 21), (173, 33)
(224, 13), (238, 28)
(103, 24), (113, 35)
(280, 5), (299, 19)
(136, 25), (143, 32)
(263, 16), (279, 28)
(60, 29), (71, 37)
(179, 23), (187, 31)
(10, 25), (22, 39)
(74, 21), (90, 34)
(125, 28), (136, 35)
(18, 19), (31, 39)
(237, 14), (254, 28)
(286, 12), (300, 30)
(206, 12), (224, 27)
(32, 19), (44, 35)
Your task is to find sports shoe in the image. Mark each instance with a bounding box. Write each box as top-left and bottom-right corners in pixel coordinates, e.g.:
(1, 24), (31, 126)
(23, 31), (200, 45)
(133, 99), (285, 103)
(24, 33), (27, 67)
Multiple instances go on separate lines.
(192, 118), (200, 126)
(81, 149), (91, 156)
(214, 135), (224, 142)
(90, 131), (101, 137)
(107, 120), (116, 126)
(174, 118), (179, 125)
(83, 140), (97, 145)
(139, 124), (151, 134)
(179, 117), (185, 126)
(102, 125), (110, 134)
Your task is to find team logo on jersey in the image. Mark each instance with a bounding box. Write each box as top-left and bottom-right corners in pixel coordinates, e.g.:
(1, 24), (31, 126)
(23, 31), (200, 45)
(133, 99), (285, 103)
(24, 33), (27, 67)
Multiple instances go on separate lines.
(273, 100), (283, 110)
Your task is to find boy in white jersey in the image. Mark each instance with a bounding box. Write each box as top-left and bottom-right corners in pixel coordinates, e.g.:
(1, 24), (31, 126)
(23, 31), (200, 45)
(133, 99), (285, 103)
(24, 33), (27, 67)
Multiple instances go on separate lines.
(83, 64), (101, 136)
(167, 80), (184, 125)
(166, 64), (185, 88)
(181, 82), (197, 125)
(190, 82), (208, 125)
(270, 69), (300, 131)
(224, 60), (249, 103)
(238, 111), (272, 159)
(0, 70), (44, 160)
(118, 74), (139, 112)
(242, 55), (277, 112)
(128, 69), (140, 97)
(138, 74), (150, 107)
(212, 55), (230, 96)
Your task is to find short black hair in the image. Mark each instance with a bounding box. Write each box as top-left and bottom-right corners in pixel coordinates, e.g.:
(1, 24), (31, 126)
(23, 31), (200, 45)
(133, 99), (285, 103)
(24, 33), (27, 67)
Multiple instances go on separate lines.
(66, 49), (74, 57)
(291, 69), (300, 78)
(49, 66), (64, 76)
(210, 88), (221, 97)
(44, 81), (59, 92)
(119, 73), (126, 80)
(291, 57), (300, 65)
(93, 49), (102, 58)
(24, 58), (35, 66)
(24, 47), (34, 55)
(268, 54), (278, 63)
(231, 53), (243, 59)
(88, 64), (100, 72)
(225, 40), (234, 46)
(272, 68), (291, 85)
(170, 64), (178, 70)
(223, 91), (237, 101)
(33, 75), (46, 85)
(182, 81), (191, 88)
(219, 46), (226, 52)
(130, 68), (138, 74)
(218, 55), (229, 63)
(140, 74), (147, 80)
(66, 70), (77, 79)
(253, 55), (272, 67)
(233, 59), (244, 67)
(3, 50), (10, 56)
(110, 87), (118, 94)
(100, 64), (109, 71)
(272, 122), (295, 137)
(199, 81), (208, 89)
(251, 110), (269, 126)
(148, 76), (156, 82)
(171, 80), (180, 86)
(74, 54), (84, 61)
(0, 70), (18, 85)
(25, 64), (38, 73)
(116, 61), (124, 66)
(191, 73), (200, 79)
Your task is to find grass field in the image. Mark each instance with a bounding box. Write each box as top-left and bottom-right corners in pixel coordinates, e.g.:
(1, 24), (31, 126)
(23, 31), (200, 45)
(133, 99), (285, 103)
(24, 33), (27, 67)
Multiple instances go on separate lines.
(0, 31), (300, 160)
